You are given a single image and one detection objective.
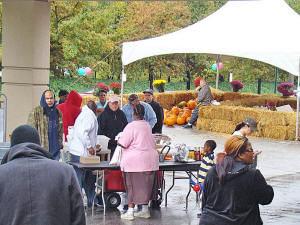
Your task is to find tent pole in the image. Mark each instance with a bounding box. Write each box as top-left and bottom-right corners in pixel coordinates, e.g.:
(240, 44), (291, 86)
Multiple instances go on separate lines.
(274, 68), (278, 93)
(216, 55), (220, 89)
(296, 60), (300, 141)
(121, 66), (124, 109)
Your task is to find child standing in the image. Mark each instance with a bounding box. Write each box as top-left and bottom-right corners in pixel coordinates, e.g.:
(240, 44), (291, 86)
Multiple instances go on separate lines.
(198, 140), (216, 185)
(197, 140), (216, 218)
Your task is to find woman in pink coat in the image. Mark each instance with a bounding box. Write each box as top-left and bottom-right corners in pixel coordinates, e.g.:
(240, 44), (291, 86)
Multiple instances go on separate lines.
(118, 104), (159, 221)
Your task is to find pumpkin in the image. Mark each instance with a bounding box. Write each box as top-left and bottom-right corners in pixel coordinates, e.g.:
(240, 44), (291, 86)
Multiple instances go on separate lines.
(182, 109), (192, 118)
(187, 100), (196, 110)
(177, 101), (187, 108)
(166, 117), (176, 126)
(170, 106), (180, 115)
(177, 116), (186, 125)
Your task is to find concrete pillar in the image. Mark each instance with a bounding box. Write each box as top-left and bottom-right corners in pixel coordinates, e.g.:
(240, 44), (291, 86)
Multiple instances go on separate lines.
(2, 1), (50, 140)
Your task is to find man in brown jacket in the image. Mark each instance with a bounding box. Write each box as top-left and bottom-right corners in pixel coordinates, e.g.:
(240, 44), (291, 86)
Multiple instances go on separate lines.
(28, 90), (63, 160)
(183, 79), (212, 128)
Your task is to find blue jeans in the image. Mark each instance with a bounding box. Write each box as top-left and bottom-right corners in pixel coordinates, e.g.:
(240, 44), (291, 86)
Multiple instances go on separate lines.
(189, 105), (200, 124)
(51, 151), (60, 161)
(70, 154), (98, 207)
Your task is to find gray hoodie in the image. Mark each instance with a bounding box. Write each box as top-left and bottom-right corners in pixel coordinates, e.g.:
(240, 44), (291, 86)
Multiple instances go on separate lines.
(0, 143), (86, 225)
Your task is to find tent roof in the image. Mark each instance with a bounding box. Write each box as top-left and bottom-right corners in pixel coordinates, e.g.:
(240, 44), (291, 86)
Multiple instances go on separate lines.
(122, 0), (300, 76)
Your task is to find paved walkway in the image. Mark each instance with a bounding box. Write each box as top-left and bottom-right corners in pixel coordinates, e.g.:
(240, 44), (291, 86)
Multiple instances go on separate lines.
(86, 125), (300, 225)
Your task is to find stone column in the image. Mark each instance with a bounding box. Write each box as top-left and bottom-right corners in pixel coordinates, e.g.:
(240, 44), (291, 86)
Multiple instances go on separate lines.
(2, 1), (50, 140)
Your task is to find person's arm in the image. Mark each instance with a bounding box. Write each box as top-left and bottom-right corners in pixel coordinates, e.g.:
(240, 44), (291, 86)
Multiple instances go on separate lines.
(117, 124), (133, 149)
(97, 113), (106, 135)
(27, 108), (37, 129)
(69, 168), (86, 225)
(197, 86), (208, 103)
(252, 170), (274, 205)
(144, 103), (157, 128)
(58, 110), (64, 149)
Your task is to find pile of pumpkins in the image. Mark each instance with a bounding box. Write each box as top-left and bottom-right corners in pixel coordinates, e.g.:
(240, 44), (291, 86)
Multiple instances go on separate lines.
(164, 99), (197, 126)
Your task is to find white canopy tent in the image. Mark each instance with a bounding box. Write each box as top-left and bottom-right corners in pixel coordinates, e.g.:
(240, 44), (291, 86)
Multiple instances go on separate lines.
(121, 0), (300, 140)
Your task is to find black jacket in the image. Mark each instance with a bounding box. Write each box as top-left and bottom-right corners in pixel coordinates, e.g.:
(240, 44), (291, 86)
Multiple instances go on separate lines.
(0, 143), (85, 225)
(147, 100), (164, 134)
(97, 106), (128, 154)
(199, 161), (274, 225)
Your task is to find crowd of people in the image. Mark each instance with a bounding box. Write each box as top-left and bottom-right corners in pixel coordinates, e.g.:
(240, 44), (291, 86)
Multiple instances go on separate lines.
(0, 82), (273, 224)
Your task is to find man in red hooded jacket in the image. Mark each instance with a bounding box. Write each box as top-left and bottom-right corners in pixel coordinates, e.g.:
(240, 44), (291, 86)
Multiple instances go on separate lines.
(57, 90), (82, 142)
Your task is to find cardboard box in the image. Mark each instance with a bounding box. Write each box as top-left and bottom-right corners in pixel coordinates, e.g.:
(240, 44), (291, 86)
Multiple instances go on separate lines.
(79, 156), (100, 164)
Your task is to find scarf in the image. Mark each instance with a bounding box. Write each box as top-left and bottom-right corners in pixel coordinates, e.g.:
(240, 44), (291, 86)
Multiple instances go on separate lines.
(40, 91), (60, 155)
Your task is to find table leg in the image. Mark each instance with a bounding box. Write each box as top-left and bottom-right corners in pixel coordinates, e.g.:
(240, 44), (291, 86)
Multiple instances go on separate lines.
(102, 170), (106, 215)
(185, 171), (192, 210)
(165, 171), (175, 207)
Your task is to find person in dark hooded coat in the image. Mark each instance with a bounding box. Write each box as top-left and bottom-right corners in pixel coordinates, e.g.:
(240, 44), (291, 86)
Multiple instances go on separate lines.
(97, 96), (128, 155)
(199, 135), (273, 225)
(0, 125), (85, 225)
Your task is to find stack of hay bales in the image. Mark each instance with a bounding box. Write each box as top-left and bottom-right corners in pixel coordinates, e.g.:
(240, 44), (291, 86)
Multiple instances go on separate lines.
(196, 105), (299, 140)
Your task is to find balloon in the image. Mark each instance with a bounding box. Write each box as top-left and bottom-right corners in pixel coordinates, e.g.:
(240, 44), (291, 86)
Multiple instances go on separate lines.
(193, 184), (201, 192)
(85, 67), (91, 75)
(78, 68), (86, 76)
(217, 62), (223, 69)
(211, 64), (217, 71)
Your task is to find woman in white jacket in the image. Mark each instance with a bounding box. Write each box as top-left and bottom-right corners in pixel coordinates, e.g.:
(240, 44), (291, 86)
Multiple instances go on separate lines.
(69, 101), (99, 208)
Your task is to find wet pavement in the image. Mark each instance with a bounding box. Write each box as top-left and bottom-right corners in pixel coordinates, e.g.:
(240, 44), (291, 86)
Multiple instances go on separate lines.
(86, 126), (300, 225)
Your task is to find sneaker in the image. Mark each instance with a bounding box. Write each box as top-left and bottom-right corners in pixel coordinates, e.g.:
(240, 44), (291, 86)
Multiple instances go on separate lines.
(121, 211), (134, 220)
(134, 210), (151, 219)
(183, 124), (192, 128)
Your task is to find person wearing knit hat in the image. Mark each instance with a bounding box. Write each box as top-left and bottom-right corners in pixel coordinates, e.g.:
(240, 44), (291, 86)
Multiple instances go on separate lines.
(0, 125), (86, 225)
(199, 135), (274, 225)
(10, 125), (41, 147)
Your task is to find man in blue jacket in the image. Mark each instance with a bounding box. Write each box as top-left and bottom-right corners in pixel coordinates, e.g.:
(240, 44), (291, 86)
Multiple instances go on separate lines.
(122, 94), (157, 129)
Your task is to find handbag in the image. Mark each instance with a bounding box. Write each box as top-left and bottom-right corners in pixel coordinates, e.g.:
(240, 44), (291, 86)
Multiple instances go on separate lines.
(109, 145), (122, 165)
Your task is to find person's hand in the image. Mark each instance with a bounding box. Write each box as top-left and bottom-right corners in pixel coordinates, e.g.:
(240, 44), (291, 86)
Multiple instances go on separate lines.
(253, 150), (261, 157)
(88, 147), (95, 155)
(96, 144), (101, 152)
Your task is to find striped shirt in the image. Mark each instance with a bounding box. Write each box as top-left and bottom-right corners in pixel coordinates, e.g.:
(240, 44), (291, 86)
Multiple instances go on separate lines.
(198, 152), (215, 183)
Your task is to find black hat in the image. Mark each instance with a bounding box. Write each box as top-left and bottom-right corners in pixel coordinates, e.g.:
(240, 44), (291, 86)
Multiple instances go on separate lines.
(10, 125), (41, 147)
(143, 89), (154, 95)
(128, 94), (139, 104)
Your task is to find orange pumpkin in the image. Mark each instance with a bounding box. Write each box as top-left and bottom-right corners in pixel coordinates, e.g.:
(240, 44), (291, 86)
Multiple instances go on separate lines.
(170, 106), (180, 115)
(166, 117), (176, 126)
(176, 116), (185, 125)
(187, 100), (197, 110)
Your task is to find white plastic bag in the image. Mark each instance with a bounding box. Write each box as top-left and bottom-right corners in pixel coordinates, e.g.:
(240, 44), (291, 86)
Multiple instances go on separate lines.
(109, 146), (122, 165)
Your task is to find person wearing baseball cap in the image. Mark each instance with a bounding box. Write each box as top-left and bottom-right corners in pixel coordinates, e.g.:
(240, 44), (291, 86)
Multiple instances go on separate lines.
(232, 117), (260, 169)
(143, 89), (164, 134)
(97, 95), (128, 156)
(122, 93), (157, 129)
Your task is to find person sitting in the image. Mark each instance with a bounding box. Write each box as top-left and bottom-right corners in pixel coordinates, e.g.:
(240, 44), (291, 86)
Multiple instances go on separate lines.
(97, 96), (128, 156)
(0, 125), (85, 225)
(96, 89), (108, 115)
(183, 79), (211, 128)
(118, 104), (159, 220)
(122, 94), (157, 129)
(199, 135), (274, 225)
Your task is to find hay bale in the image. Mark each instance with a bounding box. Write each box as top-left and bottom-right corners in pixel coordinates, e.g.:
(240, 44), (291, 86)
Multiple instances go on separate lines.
(210, 87), (224, 101)
(198, 105), (235, 121)
(156, 92), (176, 110)
(210, 119), (236, 134)
(81, 96), (98, 107)
(258, 111), (287, 126)
(263, 125), (287, 140)
(196, 118), (212, 131)
(285, 112), (297, 126)
(231, 107), (262, 123)
(286, 126), (300, 140)
(222, 92), (242, 101)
